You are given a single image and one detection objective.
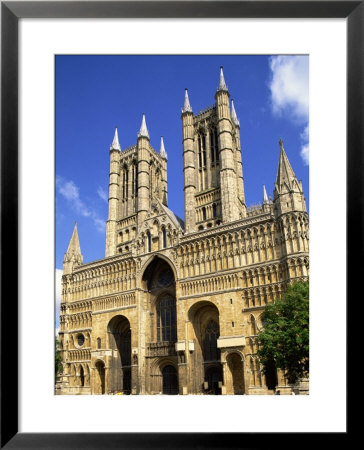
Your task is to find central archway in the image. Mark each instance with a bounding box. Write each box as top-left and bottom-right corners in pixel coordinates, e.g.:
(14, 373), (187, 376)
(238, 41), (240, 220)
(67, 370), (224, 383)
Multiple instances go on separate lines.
(162, 365), (178, 395)
(141, 256), (178, 394)
(205, 365), (222, 395)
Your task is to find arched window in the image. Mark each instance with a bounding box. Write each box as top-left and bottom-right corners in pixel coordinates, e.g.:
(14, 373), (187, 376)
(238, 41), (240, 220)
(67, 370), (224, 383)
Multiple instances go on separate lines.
(202, 207), (207, 221)
(212, 203), (217, 218)
(80, 366), (85, 387)
(210, 129), (215, 163)
(132, 161), (137, 197)
(203, 320), (220, 361)
(250, 315), (257, 335)
(198, 136), (202, 169)
(122, 329), (131, 367)
(97, 337), (101, 349)
(122, 165), (128, 200)
(214, 129), (219, 162)
(156, 168), (161, 198)
(147, 231), (151, 252)
(162, 227), (167, 248)
(202, 134), (206, 167)
(156, 295), (177, 342)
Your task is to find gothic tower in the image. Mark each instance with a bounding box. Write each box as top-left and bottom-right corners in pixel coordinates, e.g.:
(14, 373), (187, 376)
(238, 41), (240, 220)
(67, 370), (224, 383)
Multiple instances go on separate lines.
(182, 67), (246, 233)
(273, 139), (308, 259)
(105, 116), (167, 257)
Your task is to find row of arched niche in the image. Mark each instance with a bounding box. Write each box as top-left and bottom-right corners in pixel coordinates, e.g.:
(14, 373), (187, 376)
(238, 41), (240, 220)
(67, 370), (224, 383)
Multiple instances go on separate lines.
(90, 256), (277, 395)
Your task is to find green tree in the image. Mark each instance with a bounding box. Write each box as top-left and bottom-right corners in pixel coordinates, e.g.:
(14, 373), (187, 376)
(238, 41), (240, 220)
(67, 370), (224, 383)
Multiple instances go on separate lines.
(256, 281), (309, 385)
(55, 338), (63, 379)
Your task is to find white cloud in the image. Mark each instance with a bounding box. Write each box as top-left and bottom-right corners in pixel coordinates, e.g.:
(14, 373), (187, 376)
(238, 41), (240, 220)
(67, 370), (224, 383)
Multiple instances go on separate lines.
(56, 176), (106, 232)
(94, 218), (106, 233)
(300, 125), (309, 165)
(97, 186), (108, 203)
(300, 144), (309, 165)
(269, 55), (309, 122)
(56, 176), (91, 217)
(269, 56), (309, 165)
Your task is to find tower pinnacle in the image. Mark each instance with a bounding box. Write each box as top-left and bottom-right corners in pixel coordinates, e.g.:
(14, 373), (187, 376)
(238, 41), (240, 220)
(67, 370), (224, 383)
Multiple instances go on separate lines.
(263, 185), (269, 204)
(182, 88), (192, 113)
(217, 66), (228, 92)
(63, 222), (83, 274)
(274, 139), (306, 215)
(110, 127), (121, 151)
(159, 136), (168, 160)
(275, 139), (297, 189)
(231, 99), (240, 127)
(138, 113), (150, 139)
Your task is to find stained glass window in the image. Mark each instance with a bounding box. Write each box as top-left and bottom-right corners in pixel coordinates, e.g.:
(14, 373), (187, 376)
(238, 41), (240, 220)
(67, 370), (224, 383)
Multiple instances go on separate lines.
(203, 320), (220, 361)
(157, 295), (177, 342)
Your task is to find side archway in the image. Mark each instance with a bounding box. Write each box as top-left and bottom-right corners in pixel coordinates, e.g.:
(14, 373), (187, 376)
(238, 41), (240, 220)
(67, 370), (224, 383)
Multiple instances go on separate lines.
(107, 315), (131, 394)
(188, 301), (222, 394)
(94, 360), (106, 395)
(226, 352), (245, 395)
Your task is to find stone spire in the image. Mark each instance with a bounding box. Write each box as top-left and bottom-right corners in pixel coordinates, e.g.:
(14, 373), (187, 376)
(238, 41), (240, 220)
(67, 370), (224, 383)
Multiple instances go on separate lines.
(273, 138), (306, 216)
(110, 127), (121, 151)
(275, 139), (297, 191)
(263, 185), (269, 204)
(159, 136), (168, 160)
(217, 66), (228, 92)
(63, 222), (83, 274)
(182, 88), (192, 113)
(138, 113), (150, 139)
(231, 99), (240, 127)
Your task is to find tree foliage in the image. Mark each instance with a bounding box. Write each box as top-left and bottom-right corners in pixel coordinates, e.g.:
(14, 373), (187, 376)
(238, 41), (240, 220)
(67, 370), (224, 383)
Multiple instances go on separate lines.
(55, 338), (63, 379)
(256, 281), (309, 385)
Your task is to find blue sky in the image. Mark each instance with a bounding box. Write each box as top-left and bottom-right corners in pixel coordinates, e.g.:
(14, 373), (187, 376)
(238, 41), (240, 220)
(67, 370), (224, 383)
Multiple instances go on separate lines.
(55, 55), (309, 328)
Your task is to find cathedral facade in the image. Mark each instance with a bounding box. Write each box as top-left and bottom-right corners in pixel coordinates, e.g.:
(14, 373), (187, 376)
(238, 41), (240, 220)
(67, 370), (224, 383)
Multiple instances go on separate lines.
(57, 68), (309, 395)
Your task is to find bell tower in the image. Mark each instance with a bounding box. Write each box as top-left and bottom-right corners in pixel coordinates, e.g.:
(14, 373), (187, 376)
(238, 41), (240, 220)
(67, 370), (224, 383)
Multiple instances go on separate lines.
(105, 116), (168, 257)
(182, 67), (246, 233)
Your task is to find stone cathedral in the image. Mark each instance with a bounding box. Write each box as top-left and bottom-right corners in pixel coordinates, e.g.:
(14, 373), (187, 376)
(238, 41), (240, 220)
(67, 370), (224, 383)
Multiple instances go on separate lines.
(57, 67), (309, 395)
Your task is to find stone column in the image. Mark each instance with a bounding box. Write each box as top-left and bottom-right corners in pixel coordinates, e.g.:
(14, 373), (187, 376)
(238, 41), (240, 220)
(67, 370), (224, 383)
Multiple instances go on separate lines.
(215, 86), (239, 224)
(106, 147), (120, 257)
(137, 135), (150, 227)
(182, 106), (196, 233)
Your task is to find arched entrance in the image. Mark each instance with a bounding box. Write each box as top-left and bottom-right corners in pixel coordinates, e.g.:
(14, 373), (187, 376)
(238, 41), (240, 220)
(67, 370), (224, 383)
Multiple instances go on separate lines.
(205, 365), (222, 395)
(226, 352), (245, 395)
(162, 365), (178, 395)
(141, 256), (178, 394)
(188, 301), (223, 395)
(95, 360), (105, 395)
(108, 315), (131, 394)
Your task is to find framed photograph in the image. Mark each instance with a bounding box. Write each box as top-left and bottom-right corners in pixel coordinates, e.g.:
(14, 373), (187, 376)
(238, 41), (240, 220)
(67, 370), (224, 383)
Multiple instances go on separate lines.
(2, 1), (359, 447)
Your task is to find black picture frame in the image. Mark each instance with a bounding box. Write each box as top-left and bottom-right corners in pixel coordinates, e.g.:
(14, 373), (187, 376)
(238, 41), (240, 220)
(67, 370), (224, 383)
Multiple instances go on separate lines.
(1, 1), (358, 448)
